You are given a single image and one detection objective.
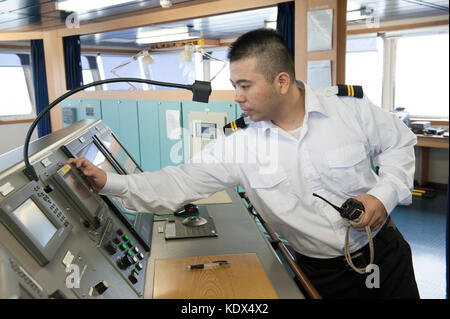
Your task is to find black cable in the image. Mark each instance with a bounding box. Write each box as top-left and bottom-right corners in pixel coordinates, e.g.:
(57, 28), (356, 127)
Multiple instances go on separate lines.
(23, 77), (211, 181)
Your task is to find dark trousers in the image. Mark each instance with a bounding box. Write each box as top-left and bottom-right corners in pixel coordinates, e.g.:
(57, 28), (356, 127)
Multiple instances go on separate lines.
(294, 217), (421, 299)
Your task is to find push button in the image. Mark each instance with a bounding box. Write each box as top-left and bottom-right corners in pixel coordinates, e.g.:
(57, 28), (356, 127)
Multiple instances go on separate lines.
(129, 270), (139, 284)
(117, 229), (124, 236)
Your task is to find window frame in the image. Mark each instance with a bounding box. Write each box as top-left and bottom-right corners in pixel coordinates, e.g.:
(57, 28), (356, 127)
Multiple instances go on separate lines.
(0, 50), (36, 122)
(346, 25), (449, 121)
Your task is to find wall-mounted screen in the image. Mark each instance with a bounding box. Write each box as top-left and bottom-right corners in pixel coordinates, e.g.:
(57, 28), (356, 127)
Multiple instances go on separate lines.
(12, 199), (57, 247)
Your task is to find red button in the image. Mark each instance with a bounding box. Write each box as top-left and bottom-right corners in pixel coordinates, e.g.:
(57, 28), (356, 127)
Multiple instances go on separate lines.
(117, 229), (124, 236)
(114, 237), (121, 244)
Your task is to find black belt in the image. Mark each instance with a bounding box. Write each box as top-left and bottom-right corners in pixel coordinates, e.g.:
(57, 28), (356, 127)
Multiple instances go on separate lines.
(295, 216), (395, 269)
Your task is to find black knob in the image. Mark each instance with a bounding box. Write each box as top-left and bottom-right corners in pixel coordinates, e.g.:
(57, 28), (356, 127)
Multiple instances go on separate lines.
(129, 271), (139, 284)
(94, 281), (109, 295)
(44, 184), (54, 193)
(117, 255), (133, 270)
(105, 241), (117, 255)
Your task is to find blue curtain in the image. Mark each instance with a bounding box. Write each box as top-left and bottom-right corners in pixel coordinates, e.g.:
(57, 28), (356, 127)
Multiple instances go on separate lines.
(63, 35), (83, 90)
(30, 40), (51, 138)
(447, 176), (449, 298)
(277, 1), (295, 62)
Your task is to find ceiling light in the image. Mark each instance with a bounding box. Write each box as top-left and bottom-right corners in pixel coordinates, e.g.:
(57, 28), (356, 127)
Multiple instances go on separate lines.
(56, 0), (137, 12)
(160, 0), (172, 8)
(141, 50), (154, 66)
(179, 44), (195, 62)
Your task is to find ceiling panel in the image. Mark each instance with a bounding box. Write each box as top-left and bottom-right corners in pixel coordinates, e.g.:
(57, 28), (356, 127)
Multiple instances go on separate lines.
(0, 0), (448, 49)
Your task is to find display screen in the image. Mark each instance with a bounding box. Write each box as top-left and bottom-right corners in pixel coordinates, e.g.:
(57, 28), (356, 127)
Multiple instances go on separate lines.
(77, 142), (118, 174)
(63, 169), (100, 214)
(100, 133), (141, 174)
(195, 122), (217, 139)
(13, 199), (57, 247)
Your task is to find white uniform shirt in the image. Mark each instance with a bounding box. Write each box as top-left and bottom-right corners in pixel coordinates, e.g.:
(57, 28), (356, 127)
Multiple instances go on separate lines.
(101, 81), (417, 258)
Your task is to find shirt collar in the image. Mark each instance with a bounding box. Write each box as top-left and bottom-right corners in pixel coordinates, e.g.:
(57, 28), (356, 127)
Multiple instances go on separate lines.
(257, 80), (328, 132)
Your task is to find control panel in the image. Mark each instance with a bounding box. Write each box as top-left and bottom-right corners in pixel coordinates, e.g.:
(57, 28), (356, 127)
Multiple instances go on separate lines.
(0, 120), (152, 299)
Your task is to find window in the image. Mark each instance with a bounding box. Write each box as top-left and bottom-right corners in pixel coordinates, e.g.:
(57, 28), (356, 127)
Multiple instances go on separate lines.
(207, 49), (232, 90)
(147, 51), (196, 89)
(395, 32), (449, 119)
(99, 54), (144, 90)
(0, 52), (35, 119)
(346, 36), (384, 107)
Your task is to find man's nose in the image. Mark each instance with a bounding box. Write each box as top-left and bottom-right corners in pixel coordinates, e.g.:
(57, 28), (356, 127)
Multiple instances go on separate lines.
(234, 89), (245, 103)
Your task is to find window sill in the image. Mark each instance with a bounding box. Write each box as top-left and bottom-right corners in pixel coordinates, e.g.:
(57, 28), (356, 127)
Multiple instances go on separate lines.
(0, 118), (35, 125)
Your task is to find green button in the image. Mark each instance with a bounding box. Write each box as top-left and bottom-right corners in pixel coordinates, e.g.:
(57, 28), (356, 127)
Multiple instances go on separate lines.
(134, 269), (139, 275)
(127, 250), (133, 257)
(123, 235), (129, 241)
(128, 241), (134, 247)
(120, 243), (127, 250)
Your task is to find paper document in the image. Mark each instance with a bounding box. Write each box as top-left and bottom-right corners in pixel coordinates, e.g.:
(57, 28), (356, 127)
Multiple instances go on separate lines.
(307, 9), (333, 52)
(307, 60), (332, 89)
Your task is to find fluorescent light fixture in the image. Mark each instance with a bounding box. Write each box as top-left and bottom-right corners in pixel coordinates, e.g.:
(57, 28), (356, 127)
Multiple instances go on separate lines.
(136, 27), (200, 44)
(56, 0), (137, 12)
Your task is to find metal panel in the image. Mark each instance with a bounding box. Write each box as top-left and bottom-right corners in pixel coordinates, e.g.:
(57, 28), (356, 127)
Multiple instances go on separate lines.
(181, 101), (237, 164)
(137, 100), (161, 172)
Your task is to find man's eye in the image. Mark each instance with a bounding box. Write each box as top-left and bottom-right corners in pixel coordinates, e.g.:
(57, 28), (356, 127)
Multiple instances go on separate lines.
(241, 85), (249, 90)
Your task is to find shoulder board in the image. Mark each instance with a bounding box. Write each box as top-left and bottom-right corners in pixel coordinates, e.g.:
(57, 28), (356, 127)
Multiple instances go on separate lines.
(337, 84), (364, 98)
(223, 116), (249, 136)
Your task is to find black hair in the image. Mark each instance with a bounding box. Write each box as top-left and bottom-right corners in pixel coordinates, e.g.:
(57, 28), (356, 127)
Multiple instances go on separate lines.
(228, 28), (295, 83)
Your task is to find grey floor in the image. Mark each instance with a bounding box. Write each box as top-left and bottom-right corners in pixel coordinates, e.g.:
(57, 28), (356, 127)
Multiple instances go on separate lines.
(390, 189), (448, 299)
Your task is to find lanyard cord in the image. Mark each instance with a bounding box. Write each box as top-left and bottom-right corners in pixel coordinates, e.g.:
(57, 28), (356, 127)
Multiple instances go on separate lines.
(343, 220), (374, 274)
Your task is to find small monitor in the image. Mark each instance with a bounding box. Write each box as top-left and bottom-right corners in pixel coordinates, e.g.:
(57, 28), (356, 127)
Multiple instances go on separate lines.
(195, 122), (217, 139)
(0, 181), (72, 266)
(53, 165), (103, 228)
(12, 199), (57, 247)
(98, 132), (142, 174)
(77, 142), (118, 174)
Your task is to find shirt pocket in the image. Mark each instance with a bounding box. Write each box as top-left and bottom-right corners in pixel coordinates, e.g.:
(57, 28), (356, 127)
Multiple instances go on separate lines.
(248, 169), (299, 214)
(324, 143), (369, 192)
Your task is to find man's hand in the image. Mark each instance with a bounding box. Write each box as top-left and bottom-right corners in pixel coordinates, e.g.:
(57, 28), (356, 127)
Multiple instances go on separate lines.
(352, 193), (387, 232)
(65, 158), (107, 193)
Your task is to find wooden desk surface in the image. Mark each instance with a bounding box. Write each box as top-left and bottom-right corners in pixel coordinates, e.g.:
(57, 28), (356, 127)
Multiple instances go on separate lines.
(416, 134), (449, 149)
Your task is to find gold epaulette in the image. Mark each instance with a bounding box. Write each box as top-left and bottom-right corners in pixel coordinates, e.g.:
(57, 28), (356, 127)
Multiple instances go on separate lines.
(337, 84), (364, 98)
(223, 116), (249, 136)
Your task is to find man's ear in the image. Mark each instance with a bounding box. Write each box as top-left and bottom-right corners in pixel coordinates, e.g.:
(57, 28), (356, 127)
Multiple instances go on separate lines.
(275, 72), (291, 95)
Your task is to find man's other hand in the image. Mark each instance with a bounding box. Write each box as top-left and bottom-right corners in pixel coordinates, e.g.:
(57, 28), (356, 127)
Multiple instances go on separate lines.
(353, 193), (388, 232)
(65, 158), (107, 193)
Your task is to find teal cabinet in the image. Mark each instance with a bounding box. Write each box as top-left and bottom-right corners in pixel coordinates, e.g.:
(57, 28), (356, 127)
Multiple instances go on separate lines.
(101, 99), (140, 165)
(137, 100), (161, 172)
(61, 99), (80, 127)
(79, 99), (102, 121)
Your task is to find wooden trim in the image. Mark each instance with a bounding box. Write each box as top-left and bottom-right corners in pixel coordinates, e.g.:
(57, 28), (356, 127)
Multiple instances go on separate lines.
(295, 0), (347, 85)
(0, 118), (35, 125)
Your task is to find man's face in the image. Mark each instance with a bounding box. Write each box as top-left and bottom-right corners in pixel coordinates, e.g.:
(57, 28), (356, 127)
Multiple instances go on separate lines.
(230, 57), (280, 122)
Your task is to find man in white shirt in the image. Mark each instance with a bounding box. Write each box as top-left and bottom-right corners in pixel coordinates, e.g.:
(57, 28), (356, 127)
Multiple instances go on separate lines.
(67, 29), (420, 298)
